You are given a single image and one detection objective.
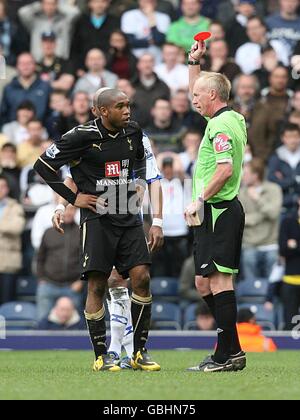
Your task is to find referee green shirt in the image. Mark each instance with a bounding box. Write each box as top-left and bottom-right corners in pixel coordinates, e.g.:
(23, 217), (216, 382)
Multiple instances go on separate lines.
(193, 107), (247, 204)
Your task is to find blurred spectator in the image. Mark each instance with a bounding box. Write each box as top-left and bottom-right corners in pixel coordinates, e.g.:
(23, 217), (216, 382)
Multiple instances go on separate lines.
(0, 45), (17, 103)
(38, 296), (86, 330)
(0, 143), (20, 200)
(225, 0), (256, 57)
(0, 0), (19, 66)
(20, 141), (54, 215)
(179, 129), (202, 177)
(249, 66), (293, 161)
(17, 119), (46, 168)
(209, 20), (225, 41)
(237, 308), (277, 351)
(0, 175), (25, 304)
(18, 0), (80, 61)
(106, 30), (138, 80)
(0, 53), (51, 126)
(279, 198), (300, 330)
(217, 0), (265, 27)
(145, 98), (184, 151)
(154, 43), (189, 93)
(240, 158), (282, 280)
(73, 49), (118, 102)
(45, 90), (72, 140)
(110, 0), (177, 20)
(288, 89), (300, 127)
(133, 53), (170, 117)
(57, 91), (93, 136)
(266, 0), (300, 58)
(121, 0), (171, 63)
(171, 89), (207, 135)
(195, 302), (216, 331)
(31, 193), (80, 250)
(200, 0), (222, 20)
(36, 205), (82, 320)
(116, 78), (150, 128)
(252, 45), (281, 90)
(202, 39), (241, 82)
(231, 74), (259, 127)
(36, 31), (75, 92)
(2, 101), (48, 146)
(167, 0), (211, 53)
(268, 123), (300, 217)
(71, 0), (120, 72)
(151, 157), (189, 277)
(235, 16), (289, 75)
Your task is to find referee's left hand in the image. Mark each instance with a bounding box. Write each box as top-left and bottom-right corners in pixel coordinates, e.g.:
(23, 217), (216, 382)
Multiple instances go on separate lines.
(148, 226), (164, 253)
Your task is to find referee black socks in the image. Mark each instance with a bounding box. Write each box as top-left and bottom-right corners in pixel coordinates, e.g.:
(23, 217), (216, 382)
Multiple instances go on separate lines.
(213, 291), (240, 364)
(204, 292), (242, 357)
(85, 306), (107, 359)
(131, 293), (152, 354)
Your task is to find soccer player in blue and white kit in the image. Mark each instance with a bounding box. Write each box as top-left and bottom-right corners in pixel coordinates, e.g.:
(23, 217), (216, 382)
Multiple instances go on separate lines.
(52, 132), (163, 369)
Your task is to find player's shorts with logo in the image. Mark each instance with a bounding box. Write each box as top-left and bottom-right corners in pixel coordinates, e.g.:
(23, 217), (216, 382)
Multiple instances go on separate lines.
(80, 217), (151, 280)
(193, 197), (245, 277)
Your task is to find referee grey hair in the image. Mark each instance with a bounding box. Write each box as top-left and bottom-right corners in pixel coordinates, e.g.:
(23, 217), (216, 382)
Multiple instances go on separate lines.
(197, 72), (232, 102)
(93, 88), (127, 108)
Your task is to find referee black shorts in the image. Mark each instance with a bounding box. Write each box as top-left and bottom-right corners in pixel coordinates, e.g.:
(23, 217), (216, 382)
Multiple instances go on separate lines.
(193, 197), (245, 277)
(80, 217), (151, 280)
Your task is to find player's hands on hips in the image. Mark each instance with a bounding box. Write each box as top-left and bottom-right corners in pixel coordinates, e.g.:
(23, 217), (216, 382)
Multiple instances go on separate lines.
(189, 40), (206, 61)
(74, 193), (107, 213)
(148, 226), (164, 253)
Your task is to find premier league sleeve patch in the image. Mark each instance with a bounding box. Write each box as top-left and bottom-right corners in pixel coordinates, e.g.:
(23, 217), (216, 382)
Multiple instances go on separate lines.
(213, 134), (232, 154)
(46, 143), (61, 159)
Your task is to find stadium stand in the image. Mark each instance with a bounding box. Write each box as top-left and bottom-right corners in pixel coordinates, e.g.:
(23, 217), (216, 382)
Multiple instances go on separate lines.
(0, 0), (299, 333)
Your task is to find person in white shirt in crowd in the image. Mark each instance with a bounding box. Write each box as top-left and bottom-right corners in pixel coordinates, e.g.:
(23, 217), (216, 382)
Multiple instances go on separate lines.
(73, 49), (118, 103)
(235, 16), (289, 75)
(18, 0), (80, 61)
(31, 192), (79, 250)
(239, 158), (283, 280)
(154, 43), (189, 93)
(121, 0), (171, 64)
(152, 157), (189, 278)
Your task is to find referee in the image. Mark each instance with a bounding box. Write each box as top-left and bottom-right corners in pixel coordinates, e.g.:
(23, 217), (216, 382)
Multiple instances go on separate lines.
(185, 40), (247, 372)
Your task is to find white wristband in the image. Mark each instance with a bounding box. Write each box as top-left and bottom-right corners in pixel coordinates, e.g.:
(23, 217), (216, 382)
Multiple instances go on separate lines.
(152, 218), (163, 228)
(55, 204), (66, 213)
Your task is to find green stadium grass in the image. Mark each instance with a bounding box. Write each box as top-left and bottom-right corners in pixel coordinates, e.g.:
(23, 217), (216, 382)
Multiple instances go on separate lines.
(0, 350), (299, 400)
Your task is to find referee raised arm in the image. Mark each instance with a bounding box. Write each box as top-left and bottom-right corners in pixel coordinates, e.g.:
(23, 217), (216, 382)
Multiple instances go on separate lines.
(185, 40), (247, 372)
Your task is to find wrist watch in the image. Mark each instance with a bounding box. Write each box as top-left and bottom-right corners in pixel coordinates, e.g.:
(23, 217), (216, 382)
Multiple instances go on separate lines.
(188, 59), (200, 65)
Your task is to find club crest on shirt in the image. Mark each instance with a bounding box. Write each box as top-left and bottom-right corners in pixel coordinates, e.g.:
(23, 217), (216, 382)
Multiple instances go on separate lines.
(127, 137), (133, 151)
(213, 134), (232, 153)
(46, 143), (60, 159)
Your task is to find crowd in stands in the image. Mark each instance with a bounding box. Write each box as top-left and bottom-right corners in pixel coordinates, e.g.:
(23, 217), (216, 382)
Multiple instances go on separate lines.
(0, 0), (300, 333)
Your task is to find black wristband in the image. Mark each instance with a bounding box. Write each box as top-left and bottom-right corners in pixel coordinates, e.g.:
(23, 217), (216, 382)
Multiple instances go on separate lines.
(188, 60), (200, 65)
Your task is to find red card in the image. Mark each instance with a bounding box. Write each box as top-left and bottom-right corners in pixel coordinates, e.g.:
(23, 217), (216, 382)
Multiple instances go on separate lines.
(194, 32), (211, 42)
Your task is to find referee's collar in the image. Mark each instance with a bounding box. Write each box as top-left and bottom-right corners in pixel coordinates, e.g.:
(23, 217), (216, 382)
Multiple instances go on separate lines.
(212, 106), (232, 119)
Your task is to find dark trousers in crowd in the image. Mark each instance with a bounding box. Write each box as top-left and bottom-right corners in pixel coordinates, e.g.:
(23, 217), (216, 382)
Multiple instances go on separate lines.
(151, 236), (189, 278)
(281, 283), (300, 330)
(0, 273), (18, 305)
